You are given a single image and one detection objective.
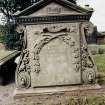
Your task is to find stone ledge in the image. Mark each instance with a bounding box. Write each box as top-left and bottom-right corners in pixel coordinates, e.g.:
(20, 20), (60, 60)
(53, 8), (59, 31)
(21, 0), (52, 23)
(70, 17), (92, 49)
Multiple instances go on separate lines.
(14, 84), (101, 99)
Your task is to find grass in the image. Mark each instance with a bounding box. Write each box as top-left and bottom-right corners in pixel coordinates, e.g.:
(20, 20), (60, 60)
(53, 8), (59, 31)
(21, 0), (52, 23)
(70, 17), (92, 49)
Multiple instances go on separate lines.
(94, 54), (105, 72)
(0, 50), (13, 60)
(63, 95), (105, 105)
(99, 44), (105, 49)
(92, 44), (105, 72)
(93, 44), (105, 85)
(6, 95), (105, 105)
(0, 36), (6, 44)
(94, 54), (105, 85)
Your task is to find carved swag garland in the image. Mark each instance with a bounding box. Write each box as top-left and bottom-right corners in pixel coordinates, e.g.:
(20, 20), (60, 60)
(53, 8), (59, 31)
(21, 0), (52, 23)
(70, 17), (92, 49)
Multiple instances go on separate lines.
(33, 26), (81, 74)
(16, 23), (96, 89)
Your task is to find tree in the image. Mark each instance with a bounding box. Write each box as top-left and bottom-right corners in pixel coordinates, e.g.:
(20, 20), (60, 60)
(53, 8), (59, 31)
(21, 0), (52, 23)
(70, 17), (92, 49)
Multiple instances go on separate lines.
(0, 0), (18, 49)
(0, 0), (77, 49)
(0, 0), (37, 50)
(16, 0), (31, 10)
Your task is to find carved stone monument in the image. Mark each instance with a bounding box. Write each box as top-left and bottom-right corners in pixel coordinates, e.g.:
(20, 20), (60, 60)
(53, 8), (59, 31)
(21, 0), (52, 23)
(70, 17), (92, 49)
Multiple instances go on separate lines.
(14, 0), (97, 97)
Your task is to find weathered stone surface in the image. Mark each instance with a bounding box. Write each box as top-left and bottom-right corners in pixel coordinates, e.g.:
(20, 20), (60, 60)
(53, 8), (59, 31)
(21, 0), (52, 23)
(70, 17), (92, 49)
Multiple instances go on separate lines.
(14, 0), (97, 97)
(14, 84), (101, 97)
(25, 23), (81, 87)
(28, 2), (79, 17)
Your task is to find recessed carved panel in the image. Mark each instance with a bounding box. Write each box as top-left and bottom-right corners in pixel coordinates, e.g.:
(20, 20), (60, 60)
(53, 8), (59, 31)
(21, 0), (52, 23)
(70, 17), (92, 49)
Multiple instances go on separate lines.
(25, 23), (81, 87)
(15, 0), (97, 91)
(16, 22), (97, 89)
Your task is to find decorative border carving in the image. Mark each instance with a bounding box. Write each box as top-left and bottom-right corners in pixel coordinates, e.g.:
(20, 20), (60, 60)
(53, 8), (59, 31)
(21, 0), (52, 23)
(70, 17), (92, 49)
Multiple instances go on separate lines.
(33, 25), (81, 74)
(15, 22), (97, 89)
(16, 24), (81, 89)
(16, 15), (90, 24)
(80, 22), (97, 84)
(16, 49), (31, 88)
(16, 27), (31, 89)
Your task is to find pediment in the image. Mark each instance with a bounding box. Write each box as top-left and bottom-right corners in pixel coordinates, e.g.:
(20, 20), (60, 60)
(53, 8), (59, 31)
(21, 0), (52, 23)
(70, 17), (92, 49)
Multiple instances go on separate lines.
(28, 2), (80, 17)
(14, 0), (93, 17)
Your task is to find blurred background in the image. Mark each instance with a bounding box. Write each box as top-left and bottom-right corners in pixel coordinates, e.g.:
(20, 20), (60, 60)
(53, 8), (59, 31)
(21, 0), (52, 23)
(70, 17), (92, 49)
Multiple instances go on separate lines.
(78, 0), (105, 32)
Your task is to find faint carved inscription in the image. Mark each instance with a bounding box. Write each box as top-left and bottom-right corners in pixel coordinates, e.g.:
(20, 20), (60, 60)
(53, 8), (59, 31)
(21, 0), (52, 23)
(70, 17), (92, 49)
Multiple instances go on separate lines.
(33, 25), (80, 76)
(47, 7), (62, 14)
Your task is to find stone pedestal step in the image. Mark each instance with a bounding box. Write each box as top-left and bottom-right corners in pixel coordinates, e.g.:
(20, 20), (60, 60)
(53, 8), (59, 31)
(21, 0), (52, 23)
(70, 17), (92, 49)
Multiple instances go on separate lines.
(14, 84), (101, 99)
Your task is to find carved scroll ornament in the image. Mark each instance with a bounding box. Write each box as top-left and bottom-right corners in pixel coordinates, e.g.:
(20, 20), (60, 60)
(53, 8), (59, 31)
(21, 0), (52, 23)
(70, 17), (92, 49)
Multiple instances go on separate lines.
(16, 26), (31, 89)
(16, 49), (31, 89)
(80, 22), (97, 84)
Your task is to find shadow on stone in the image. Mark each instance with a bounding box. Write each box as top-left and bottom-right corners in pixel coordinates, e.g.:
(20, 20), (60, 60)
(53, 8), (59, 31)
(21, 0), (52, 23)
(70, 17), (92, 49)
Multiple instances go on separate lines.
(0, 61), (17, 85)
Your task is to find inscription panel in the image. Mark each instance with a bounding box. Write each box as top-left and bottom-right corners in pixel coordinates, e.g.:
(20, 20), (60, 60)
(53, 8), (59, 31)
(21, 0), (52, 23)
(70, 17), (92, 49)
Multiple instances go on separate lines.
(32, 38), (81, 87)
(26, 23), (81, 87)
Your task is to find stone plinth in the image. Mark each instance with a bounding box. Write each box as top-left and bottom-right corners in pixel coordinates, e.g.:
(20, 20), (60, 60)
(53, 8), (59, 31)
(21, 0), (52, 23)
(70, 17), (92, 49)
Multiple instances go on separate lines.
(14, 84), (101, 97)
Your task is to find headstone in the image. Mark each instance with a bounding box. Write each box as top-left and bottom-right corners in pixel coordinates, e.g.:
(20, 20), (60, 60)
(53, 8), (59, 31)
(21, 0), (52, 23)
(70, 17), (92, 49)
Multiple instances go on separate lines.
(14, 0), (97, 98)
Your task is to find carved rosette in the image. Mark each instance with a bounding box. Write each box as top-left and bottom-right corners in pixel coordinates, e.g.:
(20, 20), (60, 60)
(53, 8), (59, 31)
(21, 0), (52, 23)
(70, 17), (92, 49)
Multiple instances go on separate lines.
(17, 71), (31, 88)
(80, 22), (97, 84)
(82, 69), (96, 84)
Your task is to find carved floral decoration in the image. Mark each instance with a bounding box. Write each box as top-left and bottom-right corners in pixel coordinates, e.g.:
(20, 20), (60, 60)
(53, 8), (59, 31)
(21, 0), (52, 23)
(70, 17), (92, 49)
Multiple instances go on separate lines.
(15, 23), (97, 89)
(80, 22), (97, 84)
(33, 25), (81, 74)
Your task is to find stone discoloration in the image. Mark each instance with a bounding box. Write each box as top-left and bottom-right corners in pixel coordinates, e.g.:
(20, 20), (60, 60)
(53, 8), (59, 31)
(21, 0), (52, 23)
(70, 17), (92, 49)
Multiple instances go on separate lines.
(14, 0), (97, 98)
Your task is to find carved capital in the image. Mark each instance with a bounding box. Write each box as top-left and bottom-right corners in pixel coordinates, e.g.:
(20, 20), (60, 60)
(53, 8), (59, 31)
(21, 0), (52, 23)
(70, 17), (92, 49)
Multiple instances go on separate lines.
(16, 25), (26, 33)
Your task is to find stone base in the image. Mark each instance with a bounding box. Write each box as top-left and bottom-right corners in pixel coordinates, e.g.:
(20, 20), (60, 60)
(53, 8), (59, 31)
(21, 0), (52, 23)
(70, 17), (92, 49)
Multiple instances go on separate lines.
(14, 84), (101, 99)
